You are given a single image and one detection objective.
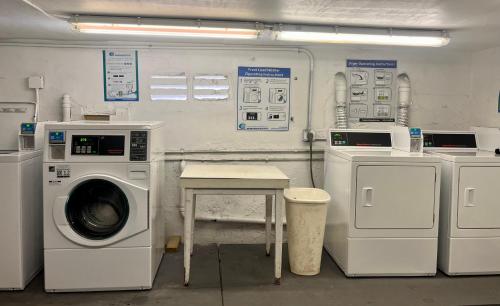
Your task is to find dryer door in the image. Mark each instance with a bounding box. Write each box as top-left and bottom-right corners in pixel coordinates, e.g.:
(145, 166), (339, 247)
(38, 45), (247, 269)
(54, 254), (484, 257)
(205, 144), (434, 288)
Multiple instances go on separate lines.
(53, 174), (148, 247)
(458, 166), (500, 229)
(355, 165), (437, 229)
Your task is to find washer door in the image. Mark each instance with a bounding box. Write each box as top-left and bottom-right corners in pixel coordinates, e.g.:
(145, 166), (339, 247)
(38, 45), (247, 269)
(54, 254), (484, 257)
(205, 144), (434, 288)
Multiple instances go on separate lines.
(66, 179), (130, 240)
(53, 174), (148, 247)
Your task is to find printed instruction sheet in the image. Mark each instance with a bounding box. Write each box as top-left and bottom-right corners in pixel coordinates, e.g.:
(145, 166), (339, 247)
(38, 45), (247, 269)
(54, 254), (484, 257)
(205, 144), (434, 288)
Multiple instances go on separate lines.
(346, 59), (397, 125)
(237, 67), (291, 131)
(103, 50), (139, 101)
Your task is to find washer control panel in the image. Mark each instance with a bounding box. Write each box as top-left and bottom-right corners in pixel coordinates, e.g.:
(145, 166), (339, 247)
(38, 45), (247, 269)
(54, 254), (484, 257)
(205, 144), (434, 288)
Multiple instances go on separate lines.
(130, 131), (148, 161)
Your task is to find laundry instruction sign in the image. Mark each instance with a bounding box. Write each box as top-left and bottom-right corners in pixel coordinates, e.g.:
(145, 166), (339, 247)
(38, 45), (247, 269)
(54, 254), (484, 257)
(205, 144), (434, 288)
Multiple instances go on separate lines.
(346, 59), (397, 125)
(103, 50), (139, 102)
(237, 67), (291, 131)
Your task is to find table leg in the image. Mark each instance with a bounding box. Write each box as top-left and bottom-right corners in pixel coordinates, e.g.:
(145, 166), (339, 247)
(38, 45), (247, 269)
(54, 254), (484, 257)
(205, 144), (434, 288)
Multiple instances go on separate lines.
(184, 188), (194, 286)
(265, 195), (273, 256)
(274, 189), (284, 285)
(191, 194), (197, 256)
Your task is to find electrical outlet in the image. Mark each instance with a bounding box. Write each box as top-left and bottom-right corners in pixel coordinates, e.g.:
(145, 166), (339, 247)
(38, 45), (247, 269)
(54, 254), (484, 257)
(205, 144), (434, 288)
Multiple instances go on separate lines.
(28, 76), (44, 89)
(302, 129), (316, 142)
(315, 128), (328, 140)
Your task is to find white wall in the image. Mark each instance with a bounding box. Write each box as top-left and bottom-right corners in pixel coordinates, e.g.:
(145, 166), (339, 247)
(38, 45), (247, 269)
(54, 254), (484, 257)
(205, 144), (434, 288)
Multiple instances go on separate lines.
(0, 44), (474, 244)
(470, 46), (500, 127)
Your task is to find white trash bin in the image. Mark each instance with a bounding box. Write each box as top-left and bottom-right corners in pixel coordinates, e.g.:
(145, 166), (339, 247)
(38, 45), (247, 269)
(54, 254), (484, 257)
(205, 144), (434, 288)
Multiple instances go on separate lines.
(284, 188), (331, 276)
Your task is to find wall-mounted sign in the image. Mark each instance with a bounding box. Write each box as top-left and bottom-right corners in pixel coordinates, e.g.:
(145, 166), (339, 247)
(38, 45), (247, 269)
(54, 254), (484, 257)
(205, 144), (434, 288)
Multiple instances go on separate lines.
(237, 67), (291, 131)
(103, 50), (139, 102)
(346, 59), (397, 124)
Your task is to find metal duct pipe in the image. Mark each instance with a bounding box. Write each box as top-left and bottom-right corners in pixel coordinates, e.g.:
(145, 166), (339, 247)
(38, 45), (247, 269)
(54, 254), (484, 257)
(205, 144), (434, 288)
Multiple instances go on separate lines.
(334, 72), (348, 129)
(396, 73), (411, 127)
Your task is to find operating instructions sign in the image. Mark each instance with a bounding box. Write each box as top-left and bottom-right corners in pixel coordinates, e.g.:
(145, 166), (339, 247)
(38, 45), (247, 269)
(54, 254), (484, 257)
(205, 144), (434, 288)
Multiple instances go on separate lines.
(346, 59), (397, 125)
(237, 67), (291, 131)
(103, 50), (139, 102)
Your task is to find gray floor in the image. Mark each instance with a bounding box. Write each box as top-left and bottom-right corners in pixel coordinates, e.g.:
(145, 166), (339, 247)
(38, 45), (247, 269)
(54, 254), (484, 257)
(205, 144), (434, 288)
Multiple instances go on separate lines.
(1, 244), (500, 306)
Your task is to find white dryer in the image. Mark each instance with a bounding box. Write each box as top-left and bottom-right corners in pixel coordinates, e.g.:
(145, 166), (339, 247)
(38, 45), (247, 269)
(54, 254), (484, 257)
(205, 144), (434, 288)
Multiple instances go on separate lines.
(323, 129), (441, 276)
(43, 121), (164, 292)
(423, 129), (500, 275)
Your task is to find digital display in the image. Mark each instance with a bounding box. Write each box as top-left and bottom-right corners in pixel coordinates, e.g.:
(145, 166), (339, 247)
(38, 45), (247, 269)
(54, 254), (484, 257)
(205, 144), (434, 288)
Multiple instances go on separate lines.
(423, 133), (477, 148)
(20, 123), (36, 134)
(409, 128), (421, 138)
(72, 135), (125, 156)
(331, 132), (392, 147)
(49, 131), (65, 144)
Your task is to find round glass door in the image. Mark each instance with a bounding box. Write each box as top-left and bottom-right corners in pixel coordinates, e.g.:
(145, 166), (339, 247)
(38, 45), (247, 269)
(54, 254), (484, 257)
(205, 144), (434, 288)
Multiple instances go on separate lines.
(66, 179), (129, 240)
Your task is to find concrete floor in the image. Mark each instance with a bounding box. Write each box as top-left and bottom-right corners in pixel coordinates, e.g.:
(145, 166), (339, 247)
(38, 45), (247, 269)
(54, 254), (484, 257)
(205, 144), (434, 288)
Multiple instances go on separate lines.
(1, 244), (500, 306)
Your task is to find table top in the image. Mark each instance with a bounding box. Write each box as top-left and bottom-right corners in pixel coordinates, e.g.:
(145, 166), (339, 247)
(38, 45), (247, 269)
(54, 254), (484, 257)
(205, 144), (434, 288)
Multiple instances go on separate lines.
(180, 164), (290, 189)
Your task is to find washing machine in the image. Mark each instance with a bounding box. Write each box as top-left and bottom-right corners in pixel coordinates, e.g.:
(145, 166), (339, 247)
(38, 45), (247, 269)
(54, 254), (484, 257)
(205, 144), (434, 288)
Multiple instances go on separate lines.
(43, 121), (164, 292)
(423, 129), (500, 275)
(323, 129), (441, 276)
(0, 121), (45, 290)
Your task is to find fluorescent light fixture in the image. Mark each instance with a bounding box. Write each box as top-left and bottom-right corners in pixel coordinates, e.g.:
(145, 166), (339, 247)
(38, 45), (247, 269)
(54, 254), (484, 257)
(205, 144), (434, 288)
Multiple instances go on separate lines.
(73, 19), (259, 39)
(276, 27), (449, 47)
(70, 16), (450, 47)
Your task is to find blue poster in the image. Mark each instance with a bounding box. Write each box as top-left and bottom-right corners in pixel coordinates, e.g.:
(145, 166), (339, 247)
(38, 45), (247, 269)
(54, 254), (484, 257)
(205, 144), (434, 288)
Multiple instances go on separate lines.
(237, 67), (291, 131)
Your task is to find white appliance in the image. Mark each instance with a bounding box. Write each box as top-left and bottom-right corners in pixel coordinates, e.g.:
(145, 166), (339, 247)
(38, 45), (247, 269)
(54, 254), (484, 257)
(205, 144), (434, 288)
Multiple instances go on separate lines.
(323, 129), (441, 276)
(423, 129), (500, 275)
(0, 122), (44, 290)
(43, 121), (164, 292)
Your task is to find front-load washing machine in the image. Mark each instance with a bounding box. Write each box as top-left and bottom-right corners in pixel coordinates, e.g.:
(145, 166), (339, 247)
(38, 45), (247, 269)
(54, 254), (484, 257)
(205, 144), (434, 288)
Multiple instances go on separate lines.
(43, 121), (164, 292)
(423, 129), (500, 275)
(323, 129), (441, 276)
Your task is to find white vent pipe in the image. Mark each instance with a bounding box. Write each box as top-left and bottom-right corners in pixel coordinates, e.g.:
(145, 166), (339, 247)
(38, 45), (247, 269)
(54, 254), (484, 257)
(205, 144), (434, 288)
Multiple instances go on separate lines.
(397, 73), (411, 127)
(62, 94), (72, 122)
(334, 72), (348, 129)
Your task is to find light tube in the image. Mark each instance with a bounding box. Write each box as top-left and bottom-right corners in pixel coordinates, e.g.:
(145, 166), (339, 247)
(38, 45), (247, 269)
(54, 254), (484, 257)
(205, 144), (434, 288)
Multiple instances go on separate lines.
(276, 31), (450, 47)
(74, 22), (259, 39)
(70, 16), (450, 47)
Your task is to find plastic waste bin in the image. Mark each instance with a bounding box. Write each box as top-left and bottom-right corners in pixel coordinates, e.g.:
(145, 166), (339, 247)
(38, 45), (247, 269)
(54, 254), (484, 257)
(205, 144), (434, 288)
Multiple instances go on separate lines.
(284, 188), (331, 276)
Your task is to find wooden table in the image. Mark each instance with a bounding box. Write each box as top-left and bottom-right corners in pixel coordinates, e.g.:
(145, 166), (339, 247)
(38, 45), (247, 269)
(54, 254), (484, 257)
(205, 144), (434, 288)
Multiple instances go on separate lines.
(180, 164), (290, 285)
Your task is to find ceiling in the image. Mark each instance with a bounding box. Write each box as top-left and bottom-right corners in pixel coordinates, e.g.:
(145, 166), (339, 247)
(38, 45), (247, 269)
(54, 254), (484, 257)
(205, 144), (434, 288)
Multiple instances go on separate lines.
(1, 0), (500, 51)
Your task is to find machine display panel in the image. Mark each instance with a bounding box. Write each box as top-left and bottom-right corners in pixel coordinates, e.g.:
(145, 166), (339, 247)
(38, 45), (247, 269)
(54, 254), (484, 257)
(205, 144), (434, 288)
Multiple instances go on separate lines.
(20, 123), (36, 134)
(71, 135), (125, 156)
(49, 131), (65, 144)
(423, 133), (477, 148)
(331, 132), (392, 147)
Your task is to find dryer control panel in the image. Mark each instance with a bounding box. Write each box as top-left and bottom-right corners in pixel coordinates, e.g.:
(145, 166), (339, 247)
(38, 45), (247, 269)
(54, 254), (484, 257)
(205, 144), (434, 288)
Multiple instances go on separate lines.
(330, 130), (392, 147)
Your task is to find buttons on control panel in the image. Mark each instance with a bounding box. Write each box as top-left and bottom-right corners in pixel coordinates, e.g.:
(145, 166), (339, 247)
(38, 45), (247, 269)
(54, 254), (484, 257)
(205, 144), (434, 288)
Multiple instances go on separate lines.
(130, 131), (148, 161)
